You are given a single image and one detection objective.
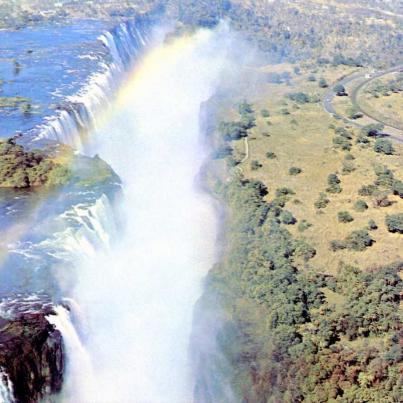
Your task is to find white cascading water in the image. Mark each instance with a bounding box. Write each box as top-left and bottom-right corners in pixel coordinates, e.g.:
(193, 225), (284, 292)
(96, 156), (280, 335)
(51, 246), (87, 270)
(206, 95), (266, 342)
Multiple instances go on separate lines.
(0, 370), (14, 403)
(34, 21), (150, 150)
(54, 25), (233, 402)
(46, 306), (97, 402)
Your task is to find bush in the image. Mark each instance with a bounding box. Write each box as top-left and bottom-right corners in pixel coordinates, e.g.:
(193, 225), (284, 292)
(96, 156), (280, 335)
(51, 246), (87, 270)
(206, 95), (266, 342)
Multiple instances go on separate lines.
(374, 138), (394, 155)
(367, 219), (378, 230)
(315, 192), (330, 209)
(334, 84), (346, 96)
(275, 187), (295, 197)
(335, 127), (353, 139)
(251, 160), (262, 170)
(392, 180), (403, 198)
(385, 214), (403, 234)
(361, 123), (384, 137)
(219, 121), (247, 140)
(347, 106), (363, 119)
(281, 210), (297, 225)
(318, 78), (328, 88)
(338, 211), (354, 223)
(358, 184), (377, 196)
(266, 151), (277, 159)
(354, 200), (368, 212)
(298, 220), (312, 232)
(374, 165), (394, 188)
(356, 134), (370, 144)
(330, 240), (347, 251)
(238, 100), (254, 115)
(342, 161), (355, 174)
(308, 74), (316, 82)
(289, 166), (302, 175)
(288, 92), (310, 104)
(281, 108), (290, 115)
(345, 230), (373, 251)
(333, 136), (351, 150)
(327, 174), (342, 193)
(261, 108), (270, 118)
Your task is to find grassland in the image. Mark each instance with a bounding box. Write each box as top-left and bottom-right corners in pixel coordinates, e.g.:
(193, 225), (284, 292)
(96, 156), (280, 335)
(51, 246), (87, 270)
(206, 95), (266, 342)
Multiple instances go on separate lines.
(357, 73), (403, 129)
(222, 62), (403, 276)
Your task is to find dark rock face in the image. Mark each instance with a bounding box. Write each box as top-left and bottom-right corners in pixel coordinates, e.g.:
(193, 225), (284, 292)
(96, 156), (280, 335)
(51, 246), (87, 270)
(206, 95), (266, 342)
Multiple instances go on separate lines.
(0, 297), (64, 402)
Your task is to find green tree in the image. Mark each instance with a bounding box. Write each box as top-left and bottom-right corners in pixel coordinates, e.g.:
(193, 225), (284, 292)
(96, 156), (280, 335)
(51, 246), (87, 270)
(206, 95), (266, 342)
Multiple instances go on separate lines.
(338, 211), (354, 223)
(354, 200), (368, 212)
(374, 138), (394, 155)
(318, 78), (328, 88)
(385, 214), (403, 233)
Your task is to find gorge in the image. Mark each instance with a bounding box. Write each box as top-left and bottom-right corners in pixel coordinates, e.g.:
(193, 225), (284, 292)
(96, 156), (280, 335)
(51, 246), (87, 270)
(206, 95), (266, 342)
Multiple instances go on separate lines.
(0, 16), (233, 402)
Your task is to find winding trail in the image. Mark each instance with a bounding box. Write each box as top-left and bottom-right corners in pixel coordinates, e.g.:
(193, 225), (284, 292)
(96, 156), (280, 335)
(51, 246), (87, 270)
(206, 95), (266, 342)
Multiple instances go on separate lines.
(323, 64), (403, 144)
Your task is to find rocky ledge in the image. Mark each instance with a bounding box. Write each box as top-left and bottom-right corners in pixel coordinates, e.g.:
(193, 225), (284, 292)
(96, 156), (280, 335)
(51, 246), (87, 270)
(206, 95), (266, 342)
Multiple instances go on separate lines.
(0, 296), (64, 403)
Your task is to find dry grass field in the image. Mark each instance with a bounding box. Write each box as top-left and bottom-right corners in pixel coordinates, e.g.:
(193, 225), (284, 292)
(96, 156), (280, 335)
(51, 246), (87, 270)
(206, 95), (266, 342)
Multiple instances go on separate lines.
(225, 63), (403, 275)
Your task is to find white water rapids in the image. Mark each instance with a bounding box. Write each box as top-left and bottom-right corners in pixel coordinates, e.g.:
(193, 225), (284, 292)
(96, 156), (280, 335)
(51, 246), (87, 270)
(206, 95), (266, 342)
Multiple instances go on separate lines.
(52, 25), (232, 402)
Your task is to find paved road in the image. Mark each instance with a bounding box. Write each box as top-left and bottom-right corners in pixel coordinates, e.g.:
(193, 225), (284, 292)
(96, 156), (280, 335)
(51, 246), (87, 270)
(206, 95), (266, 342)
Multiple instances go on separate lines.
(323, 64), (403, 143)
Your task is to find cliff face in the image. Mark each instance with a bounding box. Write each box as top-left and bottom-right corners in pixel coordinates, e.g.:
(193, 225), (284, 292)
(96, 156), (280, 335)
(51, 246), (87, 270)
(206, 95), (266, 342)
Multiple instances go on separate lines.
(0, 299), (64, 403)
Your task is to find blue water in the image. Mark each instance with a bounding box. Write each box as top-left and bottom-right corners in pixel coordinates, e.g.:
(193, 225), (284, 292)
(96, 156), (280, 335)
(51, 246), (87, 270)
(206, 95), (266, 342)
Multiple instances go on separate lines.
(0, 21), (111, 138)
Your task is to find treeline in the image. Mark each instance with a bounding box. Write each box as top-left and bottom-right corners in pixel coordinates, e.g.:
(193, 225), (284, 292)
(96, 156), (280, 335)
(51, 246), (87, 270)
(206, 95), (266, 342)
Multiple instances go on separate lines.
(195, 172), (402, 402)
(166, 0), (402, 66)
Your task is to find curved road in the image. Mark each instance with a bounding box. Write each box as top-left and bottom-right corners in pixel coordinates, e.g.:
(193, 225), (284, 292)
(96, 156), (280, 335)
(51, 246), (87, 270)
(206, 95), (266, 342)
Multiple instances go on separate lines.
(323, 64), (403, 143)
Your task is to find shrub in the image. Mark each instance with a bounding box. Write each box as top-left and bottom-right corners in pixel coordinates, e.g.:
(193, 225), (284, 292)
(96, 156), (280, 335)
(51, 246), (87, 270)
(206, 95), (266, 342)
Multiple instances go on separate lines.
(334, 84), (346, 96)
(356, 134), (370, 144)
(281, 108), (290, 115)
(374, 138), (394, 155)
(347, 106), (363, 120)
(327, 174), (342, 193)
(238, 100), (254, 115)
(367, 219), (378, 230)
(289, 166), (302, 176)
(308, 74), (316, 82)
(374, 165), (394, 188)
(318, 78), (328, 88)
(281, 210), (297, 225)
(345, 230), (373, 251)
(338, 211), (354, 223)
(361, 123), (384, 137)
(219, 121), (247, 140)
(298, 220), (312, 232)
(315, 192), (330, 209)
(392, 180), (403, 198)
(288, 92), (310, 104)
(251, 160), (262, 170)
(342, 161), (355, 174)
(266, 151), (277, 159)
(358, 184), (377, 196)
(385, 214), (403, 233)
(354, 200), (368, 212)
(330, 240), (347, 251)
(335, 127), (353, 139)
(345, 153), (355, 160)
(333, 136), (351, 150)
(261, 108), (270, 118)
(276, 187), (295, 197)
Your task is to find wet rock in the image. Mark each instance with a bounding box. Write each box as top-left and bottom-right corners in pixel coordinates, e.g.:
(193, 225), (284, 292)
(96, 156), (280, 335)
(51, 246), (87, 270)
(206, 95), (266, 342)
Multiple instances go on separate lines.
(0, 296), (64, 402)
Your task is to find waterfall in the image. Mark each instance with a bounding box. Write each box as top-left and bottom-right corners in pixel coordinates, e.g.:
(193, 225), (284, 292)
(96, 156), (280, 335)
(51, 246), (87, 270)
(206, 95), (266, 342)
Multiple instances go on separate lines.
(64, 24), (233, 402)
(32, 19), (152, 151)
(46, 306), (97, 402)
(0, 370), (14, 403)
